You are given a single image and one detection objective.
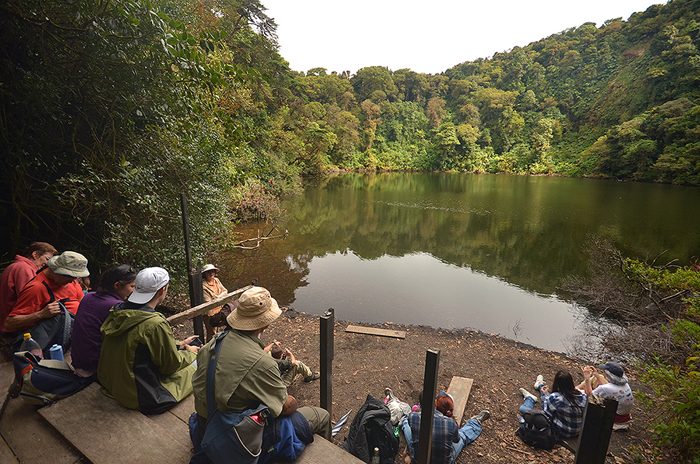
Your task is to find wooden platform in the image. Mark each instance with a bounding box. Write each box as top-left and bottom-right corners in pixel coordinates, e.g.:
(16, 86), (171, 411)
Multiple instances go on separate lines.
(274, 435), (364, 464)
(447, 376), (474, 424)
(38, 383), (191, 464)
(345, 325), (406, 339)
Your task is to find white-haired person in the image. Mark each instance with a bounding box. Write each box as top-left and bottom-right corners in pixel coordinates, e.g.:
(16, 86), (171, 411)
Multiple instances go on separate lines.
(578, 362), (634, 430)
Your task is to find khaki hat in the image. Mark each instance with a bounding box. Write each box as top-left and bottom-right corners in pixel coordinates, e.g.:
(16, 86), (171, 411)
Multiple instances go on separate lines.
(48, 251), (89, 278)
(226, 286), (281, 331)
(201, 264), (219, 274)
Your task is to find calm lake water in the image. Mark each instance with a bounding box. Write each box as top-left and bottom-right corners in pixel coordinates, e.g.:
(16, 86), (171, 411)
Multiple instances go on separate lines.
(221, 173), (700, 353)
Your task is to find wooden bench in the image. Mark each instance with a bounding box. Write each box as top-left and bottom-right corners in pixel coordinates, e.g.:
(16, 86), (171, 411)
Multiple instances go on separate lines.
(274, 435), (364, 464)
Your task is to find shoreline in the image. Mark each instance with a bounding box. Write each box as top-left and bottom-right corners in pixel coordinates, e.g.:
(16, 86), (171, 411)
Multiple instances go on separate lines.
(172, 311), (657, 463)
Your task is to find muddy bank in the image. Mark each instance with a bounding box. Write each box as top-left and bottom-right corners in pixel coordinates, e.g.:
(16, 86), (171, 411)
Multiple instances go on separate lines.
(175, 311), (657, 463)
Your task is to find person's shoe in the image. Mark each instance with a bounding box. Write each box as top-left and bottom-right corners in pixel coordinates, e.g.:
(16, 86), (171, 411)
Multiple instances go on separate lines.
(519, 388), (538, 402)
(471, 410), (490, 424)
(304, 372), (320, 382)
(534, 375), (545, 392)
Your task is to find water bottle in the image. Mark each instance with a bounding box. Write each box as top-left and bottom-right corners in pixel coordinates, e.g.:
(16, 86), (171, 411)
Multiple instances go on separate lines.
(371, 447), (380, 464)
(20, 333), (43, 359)
(49, 344), (64, 361)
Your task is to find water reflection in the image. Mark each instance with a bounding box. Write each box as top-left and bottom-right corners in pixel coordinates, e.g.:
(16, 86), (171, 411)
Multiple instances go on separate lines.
(220, 173), (700, 353)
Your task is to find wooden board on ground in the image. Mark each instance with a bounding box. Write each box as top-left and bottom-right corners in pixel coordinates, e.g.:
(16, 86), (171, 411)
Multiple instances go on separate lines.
(0, 361), (14, 394)
(39, 383), (191, 464)
(274, 435), (364, 464)
(0, 396), (81, 464)
(345, 325), (406, 339)
(447, 376), (474, 425)
(0, 434), (18, 464)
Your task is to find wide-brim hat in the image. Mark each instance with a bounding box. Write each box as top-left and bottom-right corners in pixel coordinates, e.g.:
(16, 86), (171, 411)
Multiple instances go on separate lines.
(226, 286), (281, 331)
(48, 251), (89, 278)
(201, 264), (219, 274)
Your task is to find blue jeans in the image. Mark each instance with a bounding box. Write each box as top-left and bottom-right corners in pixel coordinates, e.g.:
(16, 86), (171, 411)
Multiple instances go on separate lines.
(401, 416), (483, 464)
(519, 396), (537, 415)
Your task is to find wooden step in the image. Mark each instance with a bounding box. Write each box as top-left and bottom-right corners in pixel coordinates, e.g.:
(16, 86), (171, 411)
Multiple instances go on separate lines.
(38, 383), (191, 464)
(274, 435), (364, 464)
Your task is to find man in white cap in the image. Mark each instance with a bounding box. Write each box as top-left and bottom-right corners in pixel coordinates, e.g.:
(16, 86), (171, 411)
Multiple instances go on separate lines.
(191, 286), (330, 459)
(1, 251), (88, 353)
(98, 267), (200, 414)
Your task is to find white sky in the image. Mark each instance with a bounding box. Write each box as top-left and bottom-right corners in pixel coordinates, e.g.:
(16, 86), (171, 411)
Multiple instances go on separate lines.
(263, 0), (663, 74)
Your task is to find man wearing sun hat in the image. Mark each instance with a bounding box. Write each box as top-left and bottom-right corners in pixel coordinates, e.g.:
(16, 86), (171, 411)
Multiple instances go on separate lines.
(1, 251), (88, 353)
(191, 286), (331, 451)
(581, 361), (634, 429)
(98, 267), (200, 414)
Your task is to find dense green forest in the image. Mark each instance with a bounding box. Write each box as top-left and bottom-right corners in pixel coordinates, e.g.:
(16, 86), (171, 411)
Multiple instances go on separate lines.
(1, 0), (699, 268)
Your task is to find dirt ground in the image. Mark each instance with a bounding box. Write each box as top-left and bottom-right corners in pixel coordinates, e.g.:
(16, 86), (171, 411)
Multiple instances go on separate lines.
(175, 310), (659, 464)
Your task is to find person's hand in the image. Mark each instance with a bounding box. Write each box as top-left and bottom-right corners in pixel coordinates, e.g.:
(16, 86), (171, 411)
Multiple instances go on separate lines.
(39, 302), (61, 319)
(184, 344), (200, 354)
(179, 335), (198, 348)
(582, 366), (593, 379)
(540, 385), (549, 394)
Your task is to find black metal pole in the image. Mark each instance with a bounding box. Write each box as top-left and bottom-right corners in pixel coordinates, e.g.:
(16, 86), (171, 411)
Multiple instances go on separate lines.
(320, 308), (334, 419)
(416, 349), (440, 464)
(575, 398), (618, 464)
(180, 193), (204, 340)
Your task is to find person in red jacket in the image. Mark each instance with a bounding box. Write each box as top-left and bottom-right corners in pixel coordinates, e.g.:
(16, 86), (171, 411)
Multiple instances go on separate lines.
(1, 251), (88, 355)
(0, 242), (57, 329)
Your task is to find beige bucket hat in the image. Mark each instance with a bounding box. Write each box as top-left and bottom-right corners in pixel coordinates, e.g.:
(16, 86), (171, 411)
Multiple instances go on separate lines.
(226, 286), (281, 331)
(47, 251), (90, 278)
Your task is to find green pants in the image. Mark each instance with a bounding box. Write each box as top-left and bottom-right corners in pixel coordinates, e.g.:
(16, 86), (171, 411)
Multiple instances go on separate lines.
(298, 406), (331, 440)
(281, 360), (313, 386)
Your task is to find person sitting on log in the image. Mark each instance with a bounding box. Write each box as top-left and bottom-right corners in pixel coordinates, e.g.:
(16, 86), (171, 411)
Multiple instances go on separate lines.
(200, 264), (228, 340)
(98, 267), (200, 414)
(266, 341), (320, 386)
(401, 390), (490, 464)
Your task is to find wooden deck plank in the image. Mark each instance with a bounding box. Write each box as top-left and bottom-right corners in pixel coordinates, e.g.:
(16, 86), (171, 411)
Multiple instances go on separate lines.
(447, 376), (474, 425)
(0, 434), (18, 464)
(0, 397), (81, 464)
(345, 325), (406, 339)
(169, 393), (194, 424)
(274, 435), (364, 464)
(150, 408), (193, 449)
(39, 383), (191, 464)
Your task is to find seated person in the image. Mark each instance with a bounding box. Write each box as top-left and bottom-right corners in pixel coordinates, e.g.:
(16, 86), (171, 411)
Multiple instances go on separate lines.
(1, 251), (87, 353)
(191, 286), (331, 462)
(519, 370), (587, 439)
(0, 241), (57, 330)
(267, 341), (320, 386)
(71, 265), (137, 377)
(401, 390), (489, 464)
(579, 362), (634, 428)
(98, 267), (200, 414)
(201, 264), (228, 340)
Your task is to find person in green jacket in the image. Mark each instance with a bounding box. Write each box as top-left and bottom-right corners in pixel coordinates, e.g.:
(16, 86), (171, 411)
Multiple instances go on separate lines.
(98, 267), (200, 414)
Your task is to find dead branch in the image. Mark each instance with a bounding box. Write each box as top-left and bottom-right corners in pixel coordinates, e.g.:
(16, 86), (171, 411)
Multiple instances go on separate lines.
(232, 227), (288, 250)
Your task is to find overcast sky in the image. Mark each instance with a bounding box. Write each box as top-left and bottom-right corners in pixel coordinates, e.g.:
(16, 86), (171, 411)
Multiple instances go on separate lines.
(263, 0), (663, 74)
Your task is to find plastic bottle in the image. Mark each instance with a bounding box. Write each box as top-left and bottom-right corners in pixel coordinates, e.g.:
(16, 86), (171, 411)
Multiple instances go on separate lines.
(370, 447), (380, 464)
(49, 344), (64, 361)
(20, 333), (43, 358)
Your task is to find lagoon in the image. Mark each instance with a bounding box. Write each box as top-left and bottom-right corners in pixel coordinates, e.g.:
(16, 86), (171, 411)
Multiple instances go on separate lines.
(222, 173), (700, 353)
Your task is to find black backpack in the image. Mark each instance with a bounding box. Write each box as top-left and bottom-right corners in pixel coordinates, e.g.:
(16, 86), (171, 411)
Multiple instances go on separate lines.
(516, 410), (557, 450)
(343, 395), (399, 464)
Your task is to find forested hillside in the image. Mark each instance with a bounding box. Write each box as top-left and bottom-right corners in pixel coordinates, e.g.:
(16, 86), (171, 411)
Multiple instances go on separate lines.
(1, 0), (698, 270)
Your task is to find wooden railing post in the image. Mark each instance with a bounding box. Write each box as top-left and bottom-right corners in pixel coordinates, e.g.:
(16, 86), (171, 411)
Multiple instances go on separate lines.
(180, 193), (204, 341)
(416, 349), (440, 464)
(320, 308), (334, 419)
(575, 398), (618, 464)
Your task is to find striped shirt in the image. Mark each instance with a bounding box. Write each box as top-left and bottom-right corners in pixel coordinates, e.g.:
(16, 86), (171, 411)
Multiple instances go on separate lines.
(541, 391), (587, 438)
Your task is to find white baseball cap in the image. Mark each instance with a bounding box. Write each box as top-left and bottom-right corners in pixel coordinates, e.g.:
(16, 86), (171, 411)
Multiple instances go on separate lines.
(128, 267), (170, 304)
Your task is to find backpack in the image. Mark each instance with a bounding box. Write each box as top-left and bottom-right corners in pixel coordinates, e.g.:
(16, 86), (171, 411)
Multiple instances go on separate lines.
(343, 395), (399, 464)
(12, 351), (93, 405)
(516, 410), (557, 450)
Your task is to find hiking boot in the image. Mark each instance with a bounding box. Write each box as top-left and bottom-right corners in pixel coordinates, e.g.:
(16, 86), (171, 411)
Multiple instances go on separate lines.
(534, 374), (545, 391)
(471, 410), (490, 424)
(519, 388), (538, 402)
(304, 372), (320, 382)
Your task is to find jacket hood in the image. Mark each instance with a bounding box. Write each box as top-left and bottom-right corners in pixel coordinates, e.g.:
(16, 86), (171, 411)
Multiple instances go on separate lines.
(101, 307), (162, 336)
